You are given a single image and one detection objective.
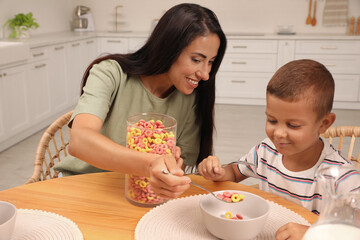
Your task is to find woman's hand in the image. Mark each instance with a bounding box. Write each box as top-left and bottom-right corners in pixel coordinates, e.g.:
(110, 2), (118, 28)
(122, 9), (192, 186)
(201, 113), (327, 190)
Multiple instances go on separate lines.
(198, 156), (226, 181)
(276, 222), (309, 240)
(149, 155), (191, 199)
(174, 146), (185, 170)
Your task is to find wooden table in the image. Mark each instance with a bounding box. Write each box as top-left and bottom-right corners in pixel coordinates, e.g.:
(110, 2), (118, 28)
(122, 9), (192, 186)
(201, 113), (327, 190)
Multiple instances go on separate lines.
(0, 172), (317, 239)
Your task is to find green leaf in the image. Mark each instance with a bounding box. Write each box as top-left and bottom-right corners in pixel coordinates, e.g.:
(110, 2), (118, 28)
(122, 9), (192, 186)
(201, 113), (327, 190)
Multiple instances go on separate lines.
(4, 12), (39, 38)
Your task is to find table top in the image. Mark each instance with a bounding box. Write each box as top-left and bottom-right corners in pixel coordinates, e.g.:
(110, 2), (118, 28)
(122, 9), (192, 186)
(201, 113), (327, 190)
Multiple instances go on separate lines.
(0, 172), (317, 239)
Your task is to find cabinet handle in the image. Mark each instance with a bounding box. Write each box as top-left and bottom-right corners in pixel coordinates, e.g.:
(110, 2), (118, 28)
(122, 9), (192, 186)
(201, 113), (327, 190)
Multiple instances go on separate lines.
(86, 40), (94, 44)
(232, 61), (247, 65)
(0, 74), (2, 78)
(231, 80), (246, 83)
(54, 46), (64, 50)
(72, 43), (80, 47)
(320, 46), (338, 50)
(107, 40), (122, 43)
(33, 52), (45, 57)
(233, 45), (248, 49)
(3, 73), (6, 77)
(324, 63), (336, 67)
(35, 63), (46, 69)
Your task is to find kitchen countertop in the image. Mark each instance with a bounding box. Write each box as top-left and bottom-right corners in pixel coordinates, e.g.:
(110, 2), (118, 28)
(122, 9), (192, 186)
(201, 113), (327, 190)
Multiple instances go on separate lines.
(1, 31), (359, 49)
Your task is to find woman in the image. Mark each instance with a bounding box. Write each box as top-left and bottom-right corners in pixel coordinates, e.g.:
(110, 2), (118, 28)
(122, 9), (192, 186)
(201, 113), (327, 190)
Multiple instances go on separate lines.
(54, 3), (227, 198)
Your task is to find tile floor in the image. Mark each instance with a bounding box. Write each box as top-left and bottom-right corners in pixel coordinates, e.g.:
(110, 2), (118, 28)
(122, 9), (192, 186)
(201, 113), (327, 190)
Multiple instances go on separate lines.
(0, 104), (359, 191)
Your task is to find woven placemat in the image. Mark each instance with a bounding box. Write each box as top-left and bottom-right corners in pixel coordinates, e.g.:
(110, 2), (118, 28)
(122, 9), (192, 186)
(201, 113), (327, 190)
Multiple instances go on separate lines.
(11, 209), (83, 240)
(135, 194), (310, 240)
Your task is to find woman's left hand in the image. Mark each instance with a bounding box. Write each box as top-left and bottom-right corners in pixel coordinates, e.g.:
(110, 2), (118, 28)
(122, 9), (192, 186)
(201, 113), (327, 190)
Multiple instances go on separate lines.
(149, 155), (191, 199)
(275, 222), (309, 240)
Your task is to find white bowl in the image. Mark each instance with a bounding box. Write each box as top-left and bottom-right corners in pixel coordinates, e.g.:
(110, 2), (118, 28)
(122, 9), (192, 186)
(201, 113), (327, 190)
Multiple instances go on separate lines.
(0, 201), (17, 240)
(199, 190), (270, 240)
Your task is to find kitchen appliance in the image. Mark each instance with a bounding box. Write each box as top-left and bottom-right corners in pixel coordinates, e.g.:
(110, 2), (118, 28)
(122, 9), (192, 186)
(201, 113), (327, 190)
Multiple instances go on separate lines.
(73, 5), (94, 32)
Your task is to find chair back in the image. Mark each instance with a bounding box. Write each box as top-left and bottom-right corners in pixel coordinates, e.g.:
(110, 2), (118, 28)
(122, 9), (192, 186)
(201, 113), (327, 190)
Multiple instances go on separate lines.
(26, 111), (73, 183)
(321, 126), (360, 167)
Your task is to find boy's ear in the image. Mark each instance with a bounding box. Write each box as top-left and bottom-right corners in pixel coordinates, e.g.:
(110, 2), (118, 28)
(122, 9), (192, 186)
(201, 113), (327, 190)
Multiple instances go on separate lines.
(319, 113), (336, 134)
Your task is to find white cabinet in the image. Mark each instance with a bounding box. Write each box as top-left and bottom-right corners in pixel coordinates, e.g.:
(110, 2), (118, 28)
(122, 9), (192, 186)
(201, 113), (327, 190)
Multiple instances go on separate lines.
(0, 37), (99, 152)
(67, 41), (82, 105)
(295, 40), (360, 105)
(48, 44), (69, 113)
(98, 37), (128, 55)
(27, 47), (51, 124)
(277, 40), (295, 68)
(128, 37), (147, 53)
(81, 39), (98, 71)
(0, 65), (29, 142)
(216, 40), (278, 105)
(67, 39), (98, 106)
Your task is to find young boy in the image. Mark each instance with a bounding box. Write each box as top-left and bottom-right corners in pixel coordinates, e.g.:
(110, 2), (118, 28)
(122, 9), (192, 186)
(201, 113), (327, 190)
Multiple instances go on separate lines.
(199, 59), (360, 239)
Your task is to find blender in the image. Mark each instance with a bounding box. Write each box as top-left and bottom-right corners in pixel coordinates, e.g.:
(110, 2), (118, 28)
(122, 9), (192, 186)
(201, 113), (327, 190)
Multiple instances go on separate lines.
(73, 5), (95, 32)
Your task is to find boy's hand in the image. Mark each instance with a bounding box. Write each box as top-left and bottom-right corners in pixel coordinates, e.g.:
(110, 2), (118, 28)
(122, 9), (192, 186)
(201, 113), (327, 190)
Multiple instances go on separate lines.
(198, 156), (226, 181)
(275, 222), (309, 240)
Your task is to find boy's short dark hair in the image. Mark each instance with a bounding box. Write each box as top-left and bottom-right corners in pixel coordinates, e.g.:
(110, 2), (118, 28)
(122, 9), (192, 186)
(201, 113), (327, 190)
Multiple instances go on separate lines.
(267, 59), (335, 119)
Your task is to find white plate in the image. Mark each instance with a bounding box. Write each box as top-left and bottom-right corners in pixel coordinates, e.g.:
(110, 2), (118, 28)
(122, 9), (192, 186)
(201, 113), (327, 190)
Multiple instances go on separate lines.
(135, 194), (310, 240)
(11, 209), (83, 240)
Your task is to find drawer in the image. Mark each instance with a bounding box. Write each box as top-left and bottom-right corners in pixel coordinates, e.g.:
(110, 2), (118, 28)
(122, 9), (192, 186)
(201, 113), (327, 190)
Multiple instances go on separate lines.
(220, 53), (277, 73)
(29, 47), (49, 62)
(216, 72), (272, 98)
(227, 40), (278, 54)
(296, 40), (360, 54)
(333, 74), (360, 102)
(99, 37), (128, 55)
(295, 54), (360, 74)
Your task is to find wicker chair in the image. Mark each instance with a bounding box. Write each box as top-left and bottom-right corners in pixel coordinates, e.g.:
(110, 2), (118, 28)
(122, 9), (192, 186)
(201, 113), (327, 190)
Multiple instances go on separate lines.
(321, 126), (360, 167)
(26, 110), (73, 184)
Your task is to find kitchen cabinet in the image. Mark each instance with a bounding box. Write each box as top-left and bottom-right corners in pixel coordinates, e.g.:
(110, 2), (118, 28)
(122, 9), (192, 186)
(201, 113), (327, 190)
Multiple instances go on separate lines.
(98, 37), (128, 55)
(0, 64), (29, 144)
(216, 38), (360, 109)
(128, 37), (147, 53)
(294, 40), (360, 107)
(27, 47), (52, 124)
(48, 43), (69, 113)
(66, 41), (83, 105)
(67, 39), (97, 105)
(216, 40), (278, 105)
(66, 39), (98, 105)
(81, 39), (98, 71)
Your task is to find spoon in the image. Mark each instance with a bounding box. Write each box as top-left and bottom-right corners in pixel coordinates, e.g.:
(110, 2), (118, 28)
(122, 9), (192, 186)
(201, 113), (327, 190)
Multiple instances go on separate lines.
(188, 160), (256, 176)
(161, 161), (256, 203)
(306, 0), (312, 25)
(161, 169), (238, 203)
(311, 0), (317, 26)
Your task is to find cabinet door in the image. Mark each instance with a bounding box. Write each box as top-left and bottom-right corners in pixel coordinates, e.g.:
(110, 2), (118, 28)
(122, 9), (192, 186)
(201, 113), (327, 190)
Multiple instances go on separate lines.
(81, 39), (98, 72)
(277, 40), (295, 69)
(48, 44), (69, 113)
(99, 38), (128, 55)
(0, 65), (29, 140)
(67, 41), (83, 105)
(27, 60), (51, 123)
(333, 74), (360, 102)
(128, 37), (147, 53)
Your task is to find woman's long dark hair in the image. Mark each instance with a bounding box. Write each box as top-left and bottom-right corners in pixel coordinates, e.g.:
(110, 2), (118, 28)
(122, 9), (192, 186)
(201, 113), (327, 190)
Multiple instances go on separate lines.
(81, 3), (227, 166)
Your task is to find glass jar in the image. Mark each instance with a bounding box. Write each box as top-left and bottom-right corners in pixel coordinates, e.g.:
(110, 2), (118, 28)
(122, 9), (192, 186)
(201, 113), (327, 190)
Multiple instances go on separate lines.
(125, 113), (177, 207)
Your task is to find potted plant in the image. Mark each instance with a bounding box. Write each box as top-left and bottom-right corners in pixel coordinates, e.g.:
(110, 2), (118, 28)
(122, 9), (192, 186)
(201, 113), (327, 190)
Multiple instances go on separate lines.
(4, 12), (39, 39)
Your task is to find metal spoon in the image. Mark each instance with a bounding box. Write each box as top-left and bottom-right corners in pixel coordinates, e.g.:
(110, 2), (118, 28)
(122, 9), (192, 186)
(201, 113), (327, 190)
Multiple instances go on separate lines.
(188, 160), (256, 176)
(161, 169), (238, 203)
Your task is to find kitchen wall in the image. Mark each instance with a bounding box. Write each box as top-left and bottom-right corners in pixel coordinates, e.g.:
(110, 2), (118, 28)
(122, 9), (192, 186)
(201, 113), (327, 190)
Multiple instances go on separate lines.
(1, 0), (360, 38)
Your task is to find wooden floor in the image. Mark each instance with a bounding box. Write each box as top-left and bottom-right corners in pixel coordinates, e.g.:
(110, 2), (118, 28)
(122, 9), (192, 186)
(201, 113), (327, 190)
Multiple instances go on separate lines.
(0, 104), (359, 190)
